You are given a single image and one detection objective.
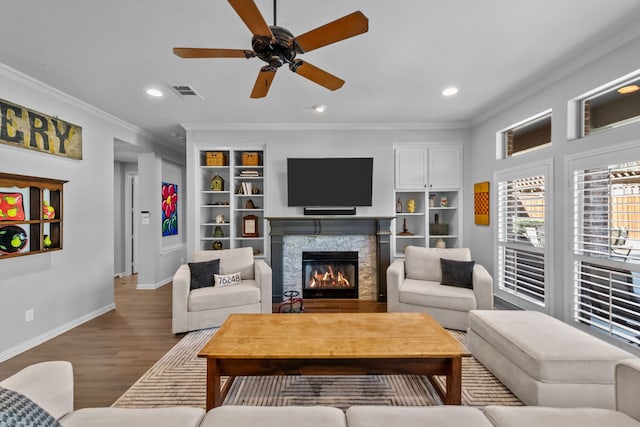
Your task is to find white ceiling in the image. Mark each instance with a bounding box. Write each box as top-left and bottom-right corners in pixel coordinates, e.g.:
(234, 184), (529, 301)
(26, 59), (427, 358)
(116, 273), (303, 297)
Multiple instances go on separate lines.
(2, 0), (640, 156)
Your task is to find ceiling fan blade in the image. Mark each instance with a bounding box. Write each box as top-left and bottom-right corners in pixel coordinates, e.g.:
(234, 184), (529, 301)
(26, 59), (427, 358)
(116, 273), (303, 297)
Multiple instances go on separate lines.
(293, 11), (368, 53)
(250, 68), (277, 98)
(290, 60), (344, 91)
(173, 48), (255, 59)
(228, 0), (274, 38)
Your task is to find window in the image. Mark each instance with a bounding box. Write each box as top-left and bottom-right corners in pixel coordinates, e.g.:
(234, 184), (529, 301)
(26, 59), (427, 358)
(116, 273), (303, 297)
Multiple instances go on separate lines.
(581, 76), (640, 136)
(501, 112), (552, 158)
(496, 164), (550, 308)
(572, 157), (640, 346)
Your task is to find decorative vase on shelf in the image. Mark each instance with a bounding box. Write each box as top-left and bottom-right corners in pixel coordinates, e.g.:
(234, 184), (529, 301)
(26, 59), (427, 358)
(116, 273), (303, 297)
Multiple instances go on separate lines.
(436, 238), (446, 249)
(214, 226), (224, 238)
(396, 199), (402, 213)
(406, 198), (416, 213)
(429, 195), (435, 207)
(43, 201), (55, 219)
(43, 234), (52, 249)
(440, 196), (448, 207)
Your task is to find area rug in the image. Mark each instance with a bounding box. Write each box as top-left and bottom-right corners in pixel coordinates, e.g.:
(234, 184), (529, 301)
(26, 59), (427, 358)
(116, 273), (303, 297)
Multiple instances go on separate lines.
(112, 328), (522, 410)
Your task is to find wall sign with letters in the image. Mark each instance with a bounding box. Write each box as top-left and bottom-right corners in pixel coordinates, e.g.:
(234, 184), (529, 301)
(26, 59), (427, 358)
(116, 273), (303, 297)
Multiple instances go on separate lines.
(0, 98), (82, 160)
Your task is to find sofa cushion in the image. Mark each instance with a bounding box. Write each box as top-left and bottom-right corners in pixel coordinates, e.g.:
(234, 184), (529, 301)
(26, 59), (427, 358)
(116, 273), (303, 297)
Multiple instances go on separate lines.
(404, 246), (471, 282)
(346, 406), (493, 427)
(0, 386), (61, 427)
(469, 310), (634, 384)
(400, 279), (477, 311)
(483, 406), (639, 427)
(200, 405), (347, 427)
(440, 258), (475, 289)
(188, 281), (260, 312)
(60, 407), (205, 427)
(188, 259), (220, 290)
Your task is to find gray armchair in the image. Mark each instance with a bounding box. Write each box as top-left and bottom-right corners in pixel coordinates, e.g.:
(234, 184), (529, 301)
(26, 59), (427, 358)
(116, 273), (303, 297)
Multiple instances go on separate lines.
(387, 245), (493, 330)
(172, 247), (272, 334)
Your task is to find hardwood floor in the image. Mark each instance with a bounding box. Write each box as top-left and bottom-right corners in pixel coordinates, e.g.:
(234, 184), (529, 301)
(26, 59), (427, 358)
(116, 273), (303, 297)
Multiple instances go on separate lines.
(0, 275), (386, 409)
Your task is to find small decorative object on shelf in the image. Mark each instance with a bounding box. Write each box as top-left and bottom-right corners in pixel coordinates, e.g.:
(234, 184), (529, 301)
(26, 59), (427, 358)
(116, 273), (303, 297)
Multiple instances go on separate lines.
(406, 198), (416, 213)
(42, 200), (55, 219)
(0, 225), (27, 254)
(396, 198), (402, 213)
(214, 226), (224, 238)
(245, 199), (257, 209)
(429, 195), (435, 207)
(242, 215), (259, 237)
(206, 151), (227, 166)
(215, 214), (225, 224)
(43, 234), (52, 249)
(241, 152), (260, 166)
(210, 174), (225, 191)
(436, 238), (446, 248)
(0, 193), (25, 221)
(440, 196), (448, 207)
(398, 218), (414, 236)
(212, 240), (223, 250)
(430, 213), (449, 235)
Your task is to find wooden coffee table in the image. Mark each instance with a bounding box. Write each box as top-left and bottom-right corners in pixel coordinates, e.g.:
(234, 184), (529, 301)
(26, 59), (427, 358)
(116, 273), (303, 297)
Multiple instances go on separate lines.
(198, 312), (463, 409)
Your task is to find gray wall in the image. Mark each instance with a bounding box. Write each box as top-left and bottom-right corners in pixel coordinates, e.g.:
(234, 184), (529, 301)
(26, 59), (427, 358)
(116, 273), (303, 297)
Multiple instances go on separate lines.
(466, 34), (640, 319)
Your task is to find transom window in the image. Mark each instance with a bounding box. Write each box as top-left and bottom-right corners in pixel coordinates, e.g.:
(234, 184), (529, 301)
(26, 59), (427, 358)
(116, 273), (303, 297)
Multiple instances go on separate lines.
(581, 76), (640, 136)
(501, 112), (552, 158)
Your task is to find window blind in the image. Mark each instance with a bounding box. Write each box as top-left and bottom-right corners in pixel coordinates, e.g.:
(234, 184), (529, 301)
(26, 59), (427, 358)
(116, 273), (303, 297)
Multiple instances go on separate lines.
(497, 173), (546, 307)
(573, 160), (640, 346)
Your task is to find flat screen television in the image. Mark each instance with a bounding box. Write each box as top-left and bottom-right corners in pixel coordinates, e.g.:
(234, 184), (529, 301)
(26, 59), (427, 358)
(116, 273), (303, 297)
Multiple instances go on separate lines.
(287, 157), (374, 207)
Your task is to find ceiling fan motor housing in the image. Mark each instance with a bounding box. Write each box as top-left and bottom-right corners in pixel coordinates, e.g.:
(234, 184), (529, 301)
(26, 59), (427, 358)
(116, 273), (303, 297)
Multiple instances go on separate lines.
(252, 26), (297, 68)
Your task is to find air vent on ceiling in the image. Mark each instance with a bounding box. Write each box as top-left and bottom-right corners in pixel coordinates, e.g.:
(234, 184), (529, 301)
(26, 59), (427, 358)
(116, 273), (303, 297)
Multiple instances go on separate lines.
(171, 84), (204, 100)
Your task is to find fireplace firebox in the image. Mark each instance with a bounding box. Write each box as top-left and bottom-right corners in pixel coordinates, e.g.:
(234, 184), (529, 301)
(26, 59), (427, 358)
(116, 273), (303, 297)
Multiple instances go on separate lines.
(302, 251), (358, 299)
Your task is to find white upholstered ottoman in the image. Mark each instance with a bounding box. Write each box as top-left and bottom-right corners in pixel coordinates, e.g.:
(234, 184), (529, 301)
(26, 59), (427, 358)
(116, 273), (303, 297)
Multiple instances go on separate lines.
(468, 310), (634, 409)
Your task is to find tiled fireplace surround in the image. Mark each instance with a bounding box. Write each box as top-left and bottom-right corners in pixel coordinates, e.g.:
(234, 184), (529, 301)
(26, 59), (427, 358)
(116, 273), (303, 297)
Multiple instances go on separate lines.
(268, 217), (393, 303)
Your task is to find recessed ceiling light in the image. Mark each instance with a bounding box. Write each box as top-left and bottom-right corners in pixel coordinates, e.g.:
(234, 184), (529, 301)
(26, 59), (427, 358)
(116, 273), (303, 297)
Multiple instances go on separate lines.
(617, 85), (639, 94)
(146, 88), (163, 97)
(312, 104), (327, 113)
(442, 87), (459, 97)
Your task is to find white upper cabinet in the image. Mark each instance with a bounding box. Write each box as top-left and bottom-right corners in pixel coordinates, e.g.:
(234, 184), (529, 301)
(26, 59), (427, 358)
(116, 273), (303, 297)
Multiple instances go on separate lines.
(395, 145), (461, 190)
(428, 146), (460, 189)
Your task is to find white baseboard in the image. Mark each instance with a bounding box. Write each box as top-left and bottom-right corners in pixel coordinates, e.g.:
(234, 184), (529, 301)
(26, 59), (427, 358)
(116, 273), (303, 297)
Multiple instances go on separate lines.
(136, 276), (172, 290)
(0, 303), (116, 363)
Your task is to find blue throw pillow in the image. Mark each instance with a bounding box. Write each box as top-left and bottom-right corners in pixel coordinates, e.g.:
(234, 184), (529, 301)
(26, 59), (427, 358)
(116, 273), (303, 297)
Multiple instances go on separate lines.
(0, 386), (61, 427)
(440, 258), (475, 289)
(188, 258), (220, 290)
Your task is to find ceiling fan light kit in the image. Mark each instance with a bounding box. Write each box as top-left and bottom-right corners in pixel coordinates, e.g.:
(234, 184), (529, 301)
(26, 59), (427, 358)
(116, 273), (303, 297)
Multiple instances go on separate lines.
(173, 0), (368, 98)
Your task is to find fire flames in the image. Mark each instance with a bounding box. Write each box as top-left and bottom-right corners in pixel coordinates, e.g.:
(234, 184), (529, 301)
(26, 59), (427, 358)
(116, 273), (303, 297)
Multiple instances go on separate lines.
(308, 265), (352, 288)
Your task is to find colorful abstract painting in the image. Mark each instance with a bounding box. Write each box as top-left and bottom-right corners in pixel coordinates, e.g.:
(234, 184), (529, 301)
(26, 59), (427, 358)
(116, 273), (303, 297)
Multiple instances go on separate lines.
(162, 182), (178, 236)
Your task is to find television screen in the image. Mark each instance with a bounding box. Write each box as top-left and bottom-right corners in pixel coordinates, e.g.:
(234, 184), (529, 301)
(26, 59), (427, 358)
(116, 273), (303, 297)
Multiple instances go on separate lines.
(287, 158), (373, 207)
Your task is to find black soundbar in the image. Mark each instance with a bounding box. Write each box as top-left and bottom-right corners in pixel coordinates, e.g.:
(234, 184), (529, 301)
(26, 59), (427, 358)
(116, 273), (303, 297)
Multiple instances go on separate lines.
(303, 207), (356, 216)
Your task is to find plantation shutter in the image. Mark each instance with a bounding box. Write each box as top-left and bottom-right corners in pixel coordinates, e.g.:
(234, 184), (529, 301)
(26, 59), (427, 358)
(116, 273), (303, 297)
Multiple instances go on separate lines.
(572, 159), (640, 345)
(496, 166), (548, 308)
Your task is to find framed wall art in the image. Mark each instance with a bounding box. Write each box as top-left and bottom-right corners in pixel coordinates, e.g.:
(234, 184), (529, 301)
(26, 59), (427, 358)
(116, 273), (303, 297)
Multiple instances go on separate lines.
(474, 181), (490, 225)
(162, 182), (178, 236)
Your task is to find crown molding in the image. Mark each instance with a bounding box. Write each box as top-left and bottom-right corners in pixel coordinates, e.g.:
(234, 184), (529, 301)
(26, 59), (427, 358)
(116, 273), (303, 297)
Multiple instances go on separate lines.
(181, 121), (471, 132)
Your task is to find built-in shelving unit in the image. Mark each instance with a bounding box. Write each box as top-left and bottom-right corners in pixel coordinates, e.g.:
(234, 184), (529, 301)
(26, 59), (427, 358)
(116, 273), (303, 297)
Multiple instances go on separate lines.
(0, 173), (67, 259)
(392, 144), (462, 258)
(194, 147), (266, 258)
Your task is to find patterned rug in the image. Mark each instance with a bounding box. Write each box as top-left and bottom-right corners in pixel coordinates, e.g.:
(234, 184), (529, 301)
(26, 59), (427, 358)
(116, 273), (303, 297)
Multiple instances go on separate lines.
(112, 328), (522, 410)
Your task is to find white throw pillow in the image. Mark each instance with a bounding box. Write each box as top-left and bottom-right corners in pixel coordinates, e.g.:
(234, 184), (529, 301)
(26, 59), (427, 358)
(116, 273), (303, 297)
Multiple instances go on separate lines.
(214, 272), (241, 287)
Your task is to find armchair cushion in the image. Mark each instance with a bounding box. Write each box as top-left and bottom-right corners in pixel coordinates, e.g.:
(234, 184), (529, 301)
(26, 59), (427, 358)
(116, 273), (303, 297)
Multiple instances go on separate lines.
(214, 272), (241, 287)
(0, 386), (61, 427)
(188, 281), (261, 312)
(400, 279), (477, 312)
(188, 259), (220, 290)
(441, 258), (475, 289)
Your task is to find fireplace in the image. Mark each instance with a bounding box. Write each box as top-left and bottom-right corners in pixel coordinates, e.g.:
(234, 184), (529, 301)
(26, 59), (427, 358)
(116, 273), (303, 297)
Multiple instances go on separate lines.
(302, 251), (358, 299)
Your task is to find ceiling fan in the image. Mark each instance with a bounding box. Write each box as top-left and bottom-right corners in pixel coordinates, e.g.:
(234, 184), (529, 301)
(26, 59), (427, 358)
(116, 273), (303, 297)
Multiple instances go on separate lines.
(173, 0), (369, 98)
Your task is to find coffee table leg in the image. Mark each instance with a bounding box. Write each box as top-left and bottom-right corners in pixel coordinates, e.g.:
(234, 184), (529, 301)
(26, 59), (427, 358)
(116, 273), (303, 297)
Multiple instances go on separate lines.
(206, 358), (220, 410)
(444, 356), (462, 405)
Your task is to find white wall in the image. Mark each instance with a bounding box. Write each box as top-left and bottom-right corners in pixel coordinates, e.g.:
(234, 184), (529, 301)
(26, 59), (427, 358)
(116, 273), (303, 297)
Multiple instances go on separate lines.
(467, 35), (640, 318)
(0, 65), (182, 360)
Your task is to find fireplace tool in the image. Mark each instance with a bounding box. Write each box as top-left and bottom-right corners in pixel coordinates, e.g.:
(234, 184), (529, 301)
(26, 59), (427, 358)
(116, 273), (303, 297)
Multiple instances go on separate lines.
(278, 290), (304, 313)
